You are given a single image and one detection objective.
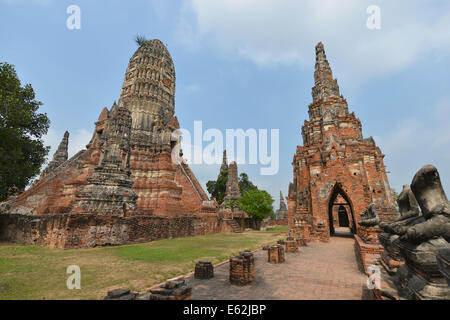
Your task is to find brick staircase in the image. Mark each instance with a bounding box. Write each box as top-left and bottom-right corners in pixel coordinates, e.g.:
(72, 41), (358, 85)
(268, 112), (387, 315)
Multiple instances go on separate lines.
(226, 219), (243, 233)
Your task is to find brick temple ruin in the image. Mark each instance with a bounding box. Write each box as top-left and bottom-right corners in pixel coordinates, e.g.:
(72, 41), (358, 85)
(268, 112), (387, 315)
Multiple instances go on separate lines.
(0, 39), (225, 248)
(277, 191), (288, 220)
(287, 42), (398, 242)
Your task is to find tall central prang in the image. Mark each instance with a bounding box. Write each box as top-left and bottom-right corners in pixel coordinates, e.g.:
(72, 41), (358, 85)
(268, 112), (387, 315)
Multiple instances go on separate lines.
(119, 39), (210, 216)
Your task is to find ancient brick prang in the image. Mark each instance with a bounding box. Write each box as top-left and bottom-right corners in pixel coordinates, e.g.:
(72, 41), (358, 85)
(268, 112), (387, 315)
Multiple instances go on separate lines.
(41, 131), (69, 178)
(220, 150), (228, 173)
(288, 42), (398, 241)
(119, 39), (211, 216)
(71, 103), (139, 215)
(224, 161), (240, 201)
(0, 39), (218, 248)
(0, 101), (138, 217)
(276, 191), (288, 220)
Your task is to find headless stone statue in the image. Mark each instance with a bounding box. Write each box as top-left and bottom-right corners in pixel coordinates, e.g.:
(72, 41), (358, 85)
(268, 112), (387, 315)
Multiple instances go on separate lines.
(404, 165), (450, 244)
(380, 184), (422, 235)
(359, 203), (379, 227)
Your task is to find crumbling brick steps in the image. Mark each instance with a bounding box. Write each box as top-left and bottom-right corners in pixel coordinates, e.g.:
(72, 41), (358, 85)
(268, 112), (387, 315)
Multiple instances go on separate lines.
(229, 250), (255, 285)
(225, 219), (243, 233)
(195, 261), (214, 279)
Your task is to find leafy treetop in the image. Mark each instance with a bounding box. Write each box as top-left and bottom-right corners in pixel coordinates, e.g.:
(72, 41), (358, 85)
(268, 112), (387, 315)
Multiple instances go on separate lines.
(135, 35), (149, 46)
(0, 62), (50, 201)
(238, 189), (274, 221)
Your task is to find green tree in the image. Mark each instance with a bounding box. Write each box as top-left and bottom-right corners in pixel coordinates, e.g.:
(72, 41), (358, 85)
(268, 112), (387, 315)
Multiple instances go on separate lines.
(135, 35), (149, 46)
(206, 169), (228, 204)
(0, 62), (50, 201)
(238, 172), (257, 195)
(239, 189), (274, 221)
(268, 210), (276, 220)
(207, 170), (258, 204)
(223, 199), (240, 212)
(391, 188), (399, 209)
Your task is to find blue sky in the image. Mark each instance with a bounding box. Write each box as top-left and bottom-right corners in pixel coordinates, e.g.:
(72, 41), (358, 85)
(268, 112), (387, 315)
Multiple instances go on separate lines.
(1, 0), (450, 208)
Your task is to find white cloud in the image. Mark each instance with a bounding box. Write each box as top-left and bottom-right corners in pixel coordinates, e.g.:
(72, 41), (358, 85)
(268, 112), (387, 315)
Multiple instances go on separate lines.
(176, 0), (450, 82)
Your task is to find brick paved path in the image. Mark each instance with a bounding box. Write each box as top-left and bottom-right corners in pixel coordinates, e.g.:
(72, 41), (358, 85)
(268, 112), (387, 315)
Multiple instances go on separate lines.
(186, 235), (370, 300)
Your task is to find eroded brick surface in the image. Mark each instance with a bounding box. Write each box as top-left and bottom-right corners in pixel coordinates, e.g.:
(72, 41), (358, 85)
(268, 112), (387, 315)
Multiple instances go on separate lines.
(288, 43), (398, 242)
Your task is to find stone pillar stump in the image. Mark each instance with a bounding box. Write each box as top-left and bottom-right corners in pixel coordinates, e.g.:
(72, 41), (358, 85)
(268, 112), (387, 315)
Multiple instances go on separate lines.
(194, 261), (214, 279)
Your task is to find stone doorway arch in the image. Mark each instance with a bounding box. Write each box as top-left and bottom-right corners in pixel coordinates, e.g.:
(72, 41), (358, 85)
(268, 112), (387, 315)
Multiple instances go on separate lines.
(338, 205), (350, 227)
(327, 183), (356, 235)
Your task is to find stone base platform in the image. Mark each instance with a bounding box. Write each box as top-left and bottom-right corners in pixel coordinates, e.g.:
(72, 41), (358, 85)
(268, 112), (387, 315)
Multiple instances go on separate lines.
(354, 235), (384, 273)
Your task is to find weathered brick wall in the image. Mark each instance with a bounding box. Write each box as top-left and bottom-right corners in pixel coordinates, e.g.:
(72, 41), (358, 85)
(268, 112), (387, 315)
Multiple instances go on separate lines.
(0, 213), (223, 249)
(267, 219), (288, 226)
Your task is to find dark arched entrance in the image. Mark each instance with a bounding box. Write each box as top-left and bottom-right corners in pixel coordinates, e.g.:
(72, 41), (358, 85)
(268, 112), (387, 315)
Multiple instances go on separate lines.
(338, 205), (350, 227)
(327, 183), (356, 236)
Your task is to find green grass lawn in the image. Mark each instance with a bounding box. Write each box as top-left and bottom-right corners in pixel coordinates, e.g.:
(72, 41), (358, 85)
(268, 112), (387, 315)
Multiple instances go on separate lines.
(0, 226), (287, 300)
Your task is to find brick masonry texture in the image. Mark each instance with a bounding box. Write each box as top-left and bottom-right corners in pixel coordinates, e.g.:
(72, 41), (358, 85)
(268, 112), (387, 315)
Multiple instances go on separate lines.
(229, 251), (255, 285)
(224, 161), (240, 201)
(288, 42), (398, 242)
(267, 219), (288, 226)
(194, 261), (214, 280)
(0, 212), (222, 248)
(268, 244), (285, 264)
